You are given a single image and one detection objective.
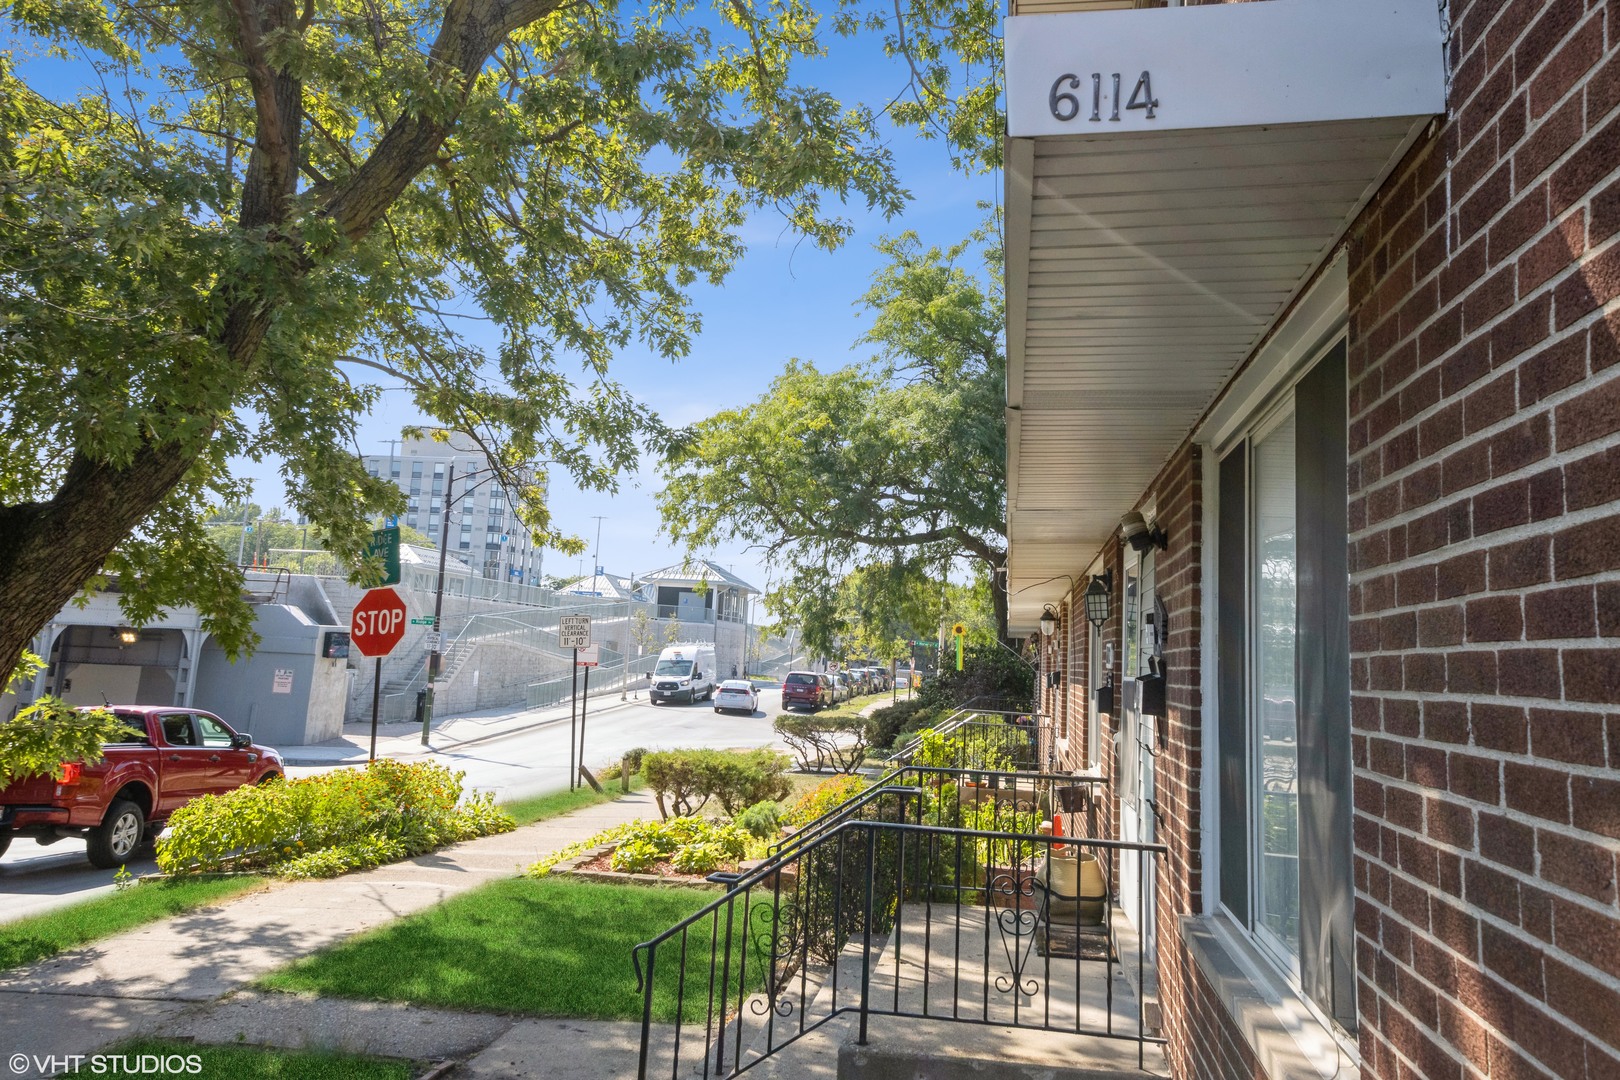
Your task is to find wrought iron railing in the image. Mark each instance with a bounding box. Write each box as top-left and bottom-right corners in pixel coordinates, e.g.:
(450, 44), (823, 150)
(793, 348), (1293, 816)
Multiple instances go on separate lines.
(887, 706), (1046, 771)
(631, 765), (1158, 1079)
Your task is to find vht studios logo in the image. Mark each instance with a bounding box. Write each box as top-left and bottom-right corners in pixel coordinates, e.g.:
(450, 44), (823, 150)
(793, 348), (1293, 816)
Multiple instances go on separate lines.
(9, 1053), (203, 1076)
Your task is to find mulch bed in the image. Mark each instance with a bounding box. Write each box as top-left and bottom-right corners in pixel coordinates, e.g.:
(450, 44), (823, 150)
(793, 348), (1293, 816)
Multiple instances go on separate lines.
(575, 850), (738, 883)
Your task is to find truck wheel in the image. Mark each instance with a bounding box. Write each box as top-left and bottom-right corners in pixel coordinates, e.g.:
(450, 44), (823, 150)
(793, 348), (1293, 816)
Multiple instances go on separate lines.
(87, 799), (145, 869)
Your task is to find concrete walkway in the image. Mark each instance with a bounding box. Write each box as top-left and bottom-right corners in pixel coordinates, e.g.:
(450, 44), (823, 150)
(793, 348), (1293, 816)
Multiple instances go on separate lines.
(0, 791), (658, 1079)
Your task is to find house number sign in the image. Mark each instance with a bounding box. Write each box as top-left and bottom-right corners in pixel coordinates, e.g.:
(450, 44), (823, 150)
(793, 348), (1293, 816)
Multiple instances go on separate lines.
(1049, 71), (1157, 123)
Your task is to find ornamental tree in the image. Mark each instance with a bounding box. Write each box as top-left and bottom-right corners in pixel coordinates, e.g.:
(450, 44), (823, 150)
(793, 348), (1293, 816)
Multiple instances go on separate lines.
(657, 230), (1009, 640)
(0, 0), (906, 682)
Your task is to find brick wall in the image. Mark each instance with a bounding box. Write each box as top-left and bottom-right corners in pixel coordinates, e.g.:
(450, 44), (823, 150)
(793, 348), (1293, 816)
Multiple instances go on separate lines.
(1346, 0), (1620, 1076)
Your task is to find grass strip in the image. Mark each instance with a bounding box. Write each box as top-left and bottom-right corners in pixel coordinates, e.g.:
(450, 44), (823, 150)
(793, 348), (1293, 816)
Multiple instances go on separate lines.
(97, 1039), (411, 1079)
(259, 877), (758, 1023)
(501, 773), (644, 826)
(0, 875), (265, 972)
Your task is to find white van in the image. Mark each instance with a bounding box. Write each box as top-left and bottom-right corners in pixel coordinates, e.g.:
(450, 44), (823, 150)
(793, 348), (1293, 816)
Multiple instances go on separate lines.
(649, 644), (718, 705)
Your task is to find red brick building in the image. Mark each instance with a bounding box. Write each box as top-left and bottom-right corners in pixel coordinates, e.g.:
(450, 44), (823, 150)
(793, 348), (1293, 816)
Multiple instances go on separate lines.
(1002, 1), (1620, 1077)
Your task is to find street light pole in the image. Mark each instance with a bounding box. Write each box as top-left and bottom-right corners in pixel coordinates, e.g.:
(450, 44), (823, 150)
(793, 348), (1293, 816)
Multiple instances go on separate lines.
(423, 460), (455, 745)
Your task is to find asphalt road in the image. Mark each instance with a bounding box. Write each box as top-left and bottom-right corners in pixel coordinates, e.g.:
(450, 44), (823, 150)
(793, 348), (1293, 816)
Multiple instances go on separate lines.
(0, 687), (797, 920)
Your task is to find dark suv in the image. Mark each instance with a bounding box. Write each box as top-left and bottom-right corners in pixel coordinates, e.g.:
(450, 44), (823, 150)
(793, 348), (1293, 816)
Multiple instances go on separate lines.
(781, 671), (830, 712)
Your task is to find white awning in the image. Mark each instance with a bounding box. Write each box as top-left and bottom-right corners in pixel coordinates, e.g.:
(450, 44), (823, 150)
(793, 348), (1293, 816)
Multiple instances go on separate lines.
(1003, 0), (1446, 632)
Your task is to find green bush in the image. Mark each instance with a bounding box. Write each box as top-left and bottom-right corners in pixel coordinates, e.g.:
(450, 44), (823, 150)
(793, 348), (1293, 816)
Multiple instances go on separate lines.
(156, 760), (514, 877)
(643, 749), (791, 819)
(606, 817), (748, 875)
(622, 747), (649, 775)
(736, 800), (785, 839)
(785, 774), (869, 827)
(867, 700), (938, 751)
(773, 713), (870, 773)
(915, 645), (1034, 714)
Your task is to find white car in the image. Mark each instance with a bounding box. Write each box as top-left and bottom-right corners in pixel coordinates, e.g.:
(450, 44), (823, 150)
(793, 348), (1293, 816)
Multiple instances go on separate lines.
(713, 679), (760, 715)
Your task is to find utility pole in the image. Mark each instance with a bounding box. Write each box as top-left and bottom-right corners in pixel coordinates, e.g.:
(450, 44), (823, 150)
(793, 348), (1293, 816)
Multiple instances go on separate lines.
(424, 460), (455, 745)
(590, 516), (606, 577)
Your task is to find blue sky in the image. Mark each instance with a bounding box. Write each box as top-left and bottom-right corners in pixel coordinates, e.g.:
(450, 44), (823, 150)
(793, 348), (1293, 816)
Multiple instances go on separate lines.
(10, 10), (1000, 609)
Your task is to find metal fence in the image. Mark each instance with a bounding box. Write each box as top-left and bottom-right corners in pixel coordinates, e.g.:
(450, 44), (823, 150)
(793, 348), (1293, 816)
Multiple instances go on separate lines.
(631, 763), (1160, 1080)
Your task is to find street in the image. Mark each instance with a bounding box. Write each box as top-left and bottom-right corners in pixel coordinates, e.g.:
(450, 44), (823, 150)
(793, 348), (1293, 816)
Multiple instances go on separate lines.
(0, 687), (794, 920)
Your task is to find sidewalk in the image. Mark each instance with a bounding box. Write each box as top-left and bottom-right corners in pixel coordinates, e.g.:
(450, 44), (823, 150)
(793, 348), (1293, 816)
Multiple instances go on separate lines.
(284, 681), (649, 766)
(0, 791), (659, 1079)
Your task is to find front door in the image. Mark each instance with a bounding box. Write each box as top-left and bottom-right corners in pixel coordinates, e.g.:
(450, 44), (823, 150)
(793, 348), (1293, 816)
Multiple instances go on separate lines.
(1117, 546), (1158, 964)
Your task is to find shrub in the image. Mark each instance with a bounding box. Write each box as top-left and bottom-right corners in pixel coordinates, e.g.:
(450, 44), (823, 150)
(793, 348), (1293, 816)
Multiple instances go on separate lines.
(785, 774), (869, 827)
(622, 747), (649, 775)
(914, 645), (1034, 714)
(736, 800), (785, 839)
(643, 749), (791, 819)
(156, 759), (514, 876)
(605, 817), (749, 875)
(773, 714), (870, 773)
(867, 700), (936, 751)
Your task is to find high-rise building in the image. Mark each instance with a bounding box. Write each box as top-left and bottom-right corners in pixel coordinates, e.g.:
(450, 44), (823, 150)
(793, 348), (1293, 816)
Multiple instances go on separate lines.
(361, 430), (544, 584)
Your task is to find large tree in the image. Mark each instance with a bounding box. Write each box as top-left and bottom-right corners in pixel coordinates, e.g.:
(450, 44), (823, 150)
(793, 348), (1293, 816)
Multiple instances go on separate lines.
(657, 230), (1009, 639)
(0, 0), (909, 681)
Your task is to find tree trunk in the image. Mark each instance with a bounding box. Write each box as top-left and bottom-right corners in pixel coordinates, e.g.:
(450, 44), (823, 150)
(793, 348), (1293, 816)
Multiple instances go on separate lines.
(0, 443), (198, 686)
(987, 551), (1010, 648)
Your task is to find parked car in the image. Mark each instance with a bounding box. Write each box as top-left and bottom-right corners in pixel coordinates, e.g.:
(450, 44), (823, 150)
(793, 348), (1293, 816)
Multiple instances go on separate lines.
(782, 671), (831, 711)
(867, 667), (892, 691)
(0, 706), (284, 868)
(713, 680), (760, 716)
(831, 672), (854, 703)
(845, 668), (871, 696)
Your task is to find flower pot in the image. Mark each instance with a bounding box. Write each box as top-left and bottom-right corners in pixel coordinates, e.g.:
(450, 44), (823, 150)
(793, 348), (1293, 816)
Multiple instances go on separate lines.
(1038, 851), (1107, 926)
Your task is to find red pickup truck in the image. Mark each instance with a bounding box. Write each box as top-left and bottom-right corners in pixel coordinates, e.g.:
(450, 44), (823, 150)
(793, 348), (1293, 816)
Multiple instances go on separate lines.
(0, 706), (284, 868)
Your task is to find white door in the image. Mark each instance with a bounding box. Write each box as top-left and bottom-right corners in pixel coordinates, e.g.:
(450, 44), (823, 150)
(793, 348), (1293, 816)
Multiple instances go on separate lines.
(1117, 547), (1157, 963)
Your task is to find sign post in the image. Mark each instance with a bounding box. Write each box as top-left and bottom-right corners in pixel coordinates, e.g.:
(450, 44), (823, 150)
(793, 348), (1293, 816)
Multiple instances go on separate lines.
(351, 587), (409, 761)
(558, 615), (592, 790)
(575, 645), (600, 783)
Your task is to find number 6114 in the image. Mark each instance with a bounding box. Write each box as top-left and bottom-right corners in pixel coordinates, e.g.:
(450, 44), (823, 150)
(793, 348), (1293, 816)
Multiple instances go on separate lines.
(1049, 71), (1158, 122)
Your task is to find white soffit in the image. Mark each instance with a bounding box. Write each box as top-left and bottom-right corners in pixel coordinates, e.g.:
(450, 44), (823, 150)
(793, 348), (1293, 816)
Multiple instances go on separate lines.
(1002, 0), (1446, 632)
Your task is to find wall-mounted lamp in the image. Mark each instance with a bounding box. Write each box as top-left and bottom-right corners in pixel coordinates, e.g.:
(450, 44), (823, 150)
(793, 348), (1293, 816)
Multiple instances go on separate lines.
(1119, 511), (1168, 553)
(114, 628), (139, 645)
(1084, 571), (1113, 629)
(1038, 605), (1059, 638)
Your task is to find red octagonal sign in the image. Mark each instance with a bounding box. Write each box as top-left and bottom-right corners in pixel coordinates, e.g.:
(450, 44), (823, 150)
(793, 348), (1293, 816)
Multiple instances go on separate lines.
(351, 587), (408, 657)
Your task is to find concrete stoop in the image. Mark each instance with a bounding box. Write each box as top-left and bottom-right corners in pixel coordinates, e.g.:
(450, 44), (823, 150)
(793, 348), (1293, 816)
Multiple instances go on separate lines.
(732, 903), (1168, 1080)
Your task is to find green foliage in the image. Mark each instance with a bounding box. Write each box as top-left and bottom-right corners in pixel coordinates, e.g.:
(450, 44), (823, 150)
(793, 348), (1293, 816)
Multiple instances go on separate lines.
(907, 717), (1018, 773)
(0, 700), (128, 788)
(658, 231), (1010, 650)
(0, 0), (907, 682)
(642, 748), (791, 819)
(915, 643), (1034, 713)
(785, 773), (871, 827)
(581, 817), (749, 875)
(156, 760), (514, 877)
(526, 819), (644, 878)
(867, 699), (938, 751)
(774, 712), (871, 773)
(736, 800), (787, 840)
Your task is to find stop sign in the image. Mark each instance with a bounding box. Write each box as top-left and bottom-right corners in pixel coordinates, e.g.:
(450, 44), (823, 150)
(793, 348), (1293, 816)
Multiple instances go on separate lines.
(351, 587), (408, 657)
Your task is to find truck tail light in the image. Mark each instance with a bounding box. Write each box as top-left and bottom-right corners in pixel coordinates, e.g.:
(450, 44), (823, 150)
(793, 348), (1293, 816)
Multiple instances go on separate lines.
(57, 761), (82, 785)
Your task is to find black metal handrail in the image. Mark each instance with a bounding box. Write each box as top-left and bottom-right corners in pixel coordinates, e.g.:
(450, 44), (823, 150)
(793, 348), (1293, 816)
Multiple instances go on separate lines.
(631, 774), (1163, 1080)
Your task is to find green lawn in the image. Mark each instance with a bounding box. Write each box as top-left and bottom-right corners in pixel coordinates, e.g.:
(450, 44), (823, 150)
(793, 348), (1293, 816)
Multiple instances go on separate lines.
(0, 875), (265, 973)
(97, 1040), (411, 1079)
(259, 877), (760, 1023)
(501, 774), (644, 826)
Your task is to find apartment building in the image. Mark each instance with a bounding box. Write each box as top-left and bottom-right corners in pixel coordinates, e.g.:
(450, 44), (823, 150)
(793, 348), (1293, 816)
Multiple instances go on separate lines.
(361, 430), (543, 584)
(1004, 1), (1620, 1078)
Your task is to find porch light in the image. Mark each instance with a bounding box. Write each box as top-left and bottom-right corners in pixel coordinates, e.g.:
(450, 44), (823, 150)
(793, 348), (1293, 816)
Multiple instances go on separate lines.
(1084, 572), (1113, 629)
(1119, 511), (1167, 554)
(1038, 606), (1059, 637)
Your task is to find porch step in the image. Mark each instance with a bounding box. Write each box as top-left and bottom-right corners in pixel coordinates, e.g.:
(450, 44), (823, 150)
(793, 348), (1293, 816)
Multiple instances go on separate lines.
(839, 1017), (1167, 1079)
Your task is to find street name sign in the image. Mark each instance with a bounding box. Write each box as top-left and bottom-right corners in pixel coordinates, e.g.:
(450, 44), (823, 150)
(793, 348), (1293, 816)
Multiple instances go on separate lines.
(366, 527), (402, 586)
